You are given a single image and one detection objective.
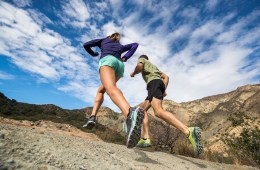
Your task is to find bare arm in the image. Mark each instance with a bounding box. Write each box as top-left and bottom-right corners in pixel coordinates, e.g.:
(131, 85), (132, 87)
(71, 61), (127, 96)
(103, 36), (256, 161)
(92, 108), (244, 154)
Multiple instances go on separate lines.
(161, 72), (169, 89)
(130, 63), (143, 77)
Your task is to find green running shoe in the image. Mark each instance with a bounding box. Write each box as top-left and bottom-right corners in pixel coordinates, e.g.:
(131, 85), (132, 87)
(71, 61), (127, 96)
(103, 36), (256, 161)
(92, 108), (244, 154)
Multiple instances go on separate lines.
(136, 138), (152, 148)
(188, 127), (203, 156)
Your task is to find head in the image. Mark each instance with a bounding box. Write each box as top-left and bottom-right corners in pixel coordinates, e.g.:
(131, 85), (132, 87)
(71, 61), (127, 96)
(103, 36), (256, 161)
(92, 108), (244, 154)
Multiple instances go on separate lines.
(139, 55), (149, 60)
(108, 32), (121, 41)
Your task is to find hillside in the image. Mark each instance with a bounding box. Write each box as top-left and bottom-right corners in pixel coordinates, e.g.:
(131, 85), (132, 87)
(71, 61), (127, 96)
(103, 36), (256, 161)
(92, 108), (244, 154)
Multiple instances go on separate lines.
(0, 93), (124, 144)
(0, 117), (258, 170)
(0, 84), (259, 167)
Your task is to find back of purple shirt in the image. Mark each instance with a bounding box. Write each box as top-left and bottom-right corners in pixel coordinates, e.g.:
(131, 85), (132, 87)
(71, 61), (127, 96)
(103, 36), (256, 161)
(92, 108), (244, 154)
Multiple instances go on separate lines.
(83, 37), (138, 61)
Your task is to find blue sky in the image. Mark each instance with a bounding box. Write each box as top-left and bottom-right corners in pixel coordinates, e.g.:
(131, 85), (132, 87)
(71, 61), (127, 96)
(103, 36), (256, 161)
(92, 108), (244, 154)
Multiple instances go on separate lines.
(0, 0), (259, 111)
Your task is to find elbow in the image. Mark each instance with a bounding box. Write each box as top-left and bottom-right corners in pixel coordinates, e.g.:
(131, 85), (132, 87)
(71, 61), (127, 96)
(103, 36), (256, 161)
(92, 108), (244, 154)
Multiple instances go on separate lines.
(133, 43), (139, 49)
(83, 42), (88, 48)
(166, 75), (169, 81)
(162, 74), (169, 80)
(83, 43), (88, 50)
(137, 63), (143, 70)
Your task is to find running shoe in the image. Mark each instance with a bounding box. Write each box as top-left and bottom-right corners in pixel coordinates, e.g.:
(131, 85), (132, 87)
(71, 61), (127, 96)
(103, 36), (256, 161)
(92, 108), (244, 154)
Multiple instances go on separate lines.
(82, 116), (96, 129)
(136, 138), (152, 148)
(123, 107), (144, 148)
(188, 127), (203, 156)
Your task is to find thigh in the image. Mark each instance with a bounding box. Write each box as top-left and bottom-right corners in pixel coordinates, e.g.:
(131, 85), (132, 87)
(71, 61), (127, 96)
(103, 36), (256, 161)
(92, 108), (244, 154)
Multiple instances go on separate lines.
(150, 97), (163, 113)
(100, 66), (117, 89)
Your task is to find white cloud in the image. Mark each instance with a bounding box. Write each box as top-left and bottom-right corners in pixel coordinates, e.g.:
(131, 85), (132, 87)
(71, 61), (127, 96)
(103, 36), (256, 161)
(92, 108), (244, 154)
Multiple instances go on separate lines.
(206, 0), (219, 10)
(60, 0), (90, 28)
(0, 71), (15, 80)
(169, 25), (191, 40)
(12, 0), (31, 7)
(0, 1), (97, 102)
(163, 17), (259, 102)
(181, 7), (200, 19)
(28, 9), (53, 26)
(102, 21), (122, 36)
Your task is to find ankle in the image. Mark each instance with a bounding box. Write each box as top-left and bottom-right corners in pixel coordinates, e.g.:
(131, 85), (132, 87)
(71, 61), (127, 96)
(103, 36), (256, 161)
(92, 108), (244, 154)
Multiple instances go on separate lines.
(89, 115), (96, 118)
(187, 130), (190, 138)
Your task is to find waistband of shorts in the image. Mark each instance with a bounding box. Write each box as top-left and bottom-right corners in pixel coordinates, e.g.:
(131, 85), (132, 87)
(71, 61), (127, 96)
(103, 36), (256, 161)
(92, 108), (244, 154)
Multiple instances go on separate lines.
(100, 55), (122, 61)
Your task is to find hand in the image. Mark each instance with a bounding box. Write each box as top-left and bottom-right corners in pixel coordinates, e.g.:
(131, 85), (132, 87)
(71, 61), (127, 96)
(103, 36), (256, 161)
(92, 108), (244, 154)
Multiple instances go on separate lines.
(121, 57), (126, 62)
(93, 52), (99, 57)
(130, 72), (135, 77)
(163, 91), (167, 97)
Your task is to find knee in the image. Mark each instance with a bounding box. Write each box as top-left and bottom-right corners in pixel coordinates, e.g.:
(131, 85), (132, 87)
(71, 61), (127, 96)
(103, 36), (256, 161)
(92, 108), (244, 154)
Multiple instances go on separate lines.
(154, 109), (164, 118)
(97, 86), (106, 94)
(105, 86), (117, 96)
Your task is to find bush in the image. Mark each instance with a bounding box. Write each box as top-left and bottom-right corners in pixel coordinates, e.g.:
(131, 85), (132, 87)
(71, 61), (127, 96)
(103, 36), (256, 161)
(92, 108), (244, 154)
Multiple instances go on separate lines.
(224, 128), (260, 167)
(227, 112), (250, 127)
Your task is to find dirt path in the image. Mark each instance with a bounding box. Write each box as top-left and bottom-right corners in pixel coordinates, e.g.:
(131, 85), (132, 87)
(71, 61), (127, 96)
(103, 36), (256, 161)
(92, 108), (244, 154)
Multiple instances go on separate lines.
(0, 117), (258, 170)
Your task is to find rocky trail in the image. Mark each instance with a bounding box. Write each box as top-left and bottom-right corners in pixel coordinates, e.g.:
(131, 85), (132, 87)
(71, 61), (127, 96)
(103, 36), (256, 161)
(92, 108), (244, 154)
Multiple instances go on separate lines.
(0, 117), (258, 170)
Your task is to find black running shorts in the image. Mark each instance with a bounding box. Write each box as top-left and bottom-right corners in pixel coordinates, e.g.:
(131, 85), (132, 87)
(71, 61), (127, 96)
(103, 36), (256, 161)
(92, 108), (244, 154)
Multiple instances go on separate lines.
(145, 79), (165, 101)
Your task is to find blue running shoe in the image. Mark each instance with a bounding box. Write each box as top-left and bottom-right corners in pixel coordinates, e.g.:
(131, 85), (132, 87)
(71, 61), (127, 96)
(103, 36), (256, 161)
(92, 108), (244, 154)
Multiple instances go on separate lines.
(123, 107), (144, 148)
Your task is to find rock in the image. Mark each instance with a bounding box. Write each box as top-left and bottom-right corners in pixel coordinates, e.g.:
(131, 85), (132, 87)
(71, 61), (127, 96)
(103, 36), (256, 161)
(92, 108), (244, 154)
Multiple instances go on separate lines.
(79, 165), (87, 170)
(0, 133), (5, 139)
(7, 158), (15, 164)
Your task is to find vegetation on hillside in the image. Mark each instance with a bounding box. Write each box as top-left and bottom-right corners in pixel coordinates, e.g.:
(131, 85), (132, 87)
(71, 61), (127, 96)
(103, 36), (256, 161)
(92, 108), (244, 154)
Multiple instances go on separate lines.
(0, 92), (125, 144)
(223, 112), (260, 166)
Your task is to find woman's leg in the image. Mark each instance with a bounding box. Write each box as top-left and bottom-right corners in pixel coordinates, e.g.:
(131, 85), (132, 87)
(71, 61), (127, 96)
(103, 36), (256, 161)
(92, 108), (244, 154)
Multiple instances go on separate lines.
(90, 85), (106, 117)
(90, 77), (121, 117)
(99, 66), (130, 117)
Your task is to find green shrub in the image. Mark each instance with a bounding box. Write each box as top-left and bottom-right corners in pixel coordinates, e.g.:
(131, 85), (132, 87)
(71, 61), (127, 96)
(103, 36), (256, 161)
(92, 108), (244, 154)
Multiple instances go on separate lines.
(224, 128), (260, 166)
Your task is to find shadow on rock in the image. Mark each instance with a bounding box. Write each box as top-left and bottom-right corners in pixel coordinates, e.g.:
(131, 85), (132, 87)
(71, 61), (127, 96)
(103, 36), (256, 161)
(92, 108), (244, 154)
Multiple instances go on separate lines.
(134, 149), (160, 164)
(176, 155), (207, 169)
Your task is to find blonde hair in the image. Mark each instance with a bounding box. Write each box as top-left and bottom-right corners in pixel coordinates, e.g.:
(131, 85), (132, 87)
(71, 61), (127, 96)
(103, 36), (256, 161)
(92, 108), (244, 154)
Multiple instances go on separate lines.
(108, 32), (121, 41)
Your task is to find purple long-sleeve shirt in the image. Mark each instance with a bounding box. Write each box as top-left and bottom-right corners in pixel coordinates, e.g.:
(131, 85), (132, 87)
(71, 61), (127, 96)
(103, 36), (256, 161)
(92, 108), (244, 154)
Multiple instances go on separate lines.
(83, 37), (138, 61)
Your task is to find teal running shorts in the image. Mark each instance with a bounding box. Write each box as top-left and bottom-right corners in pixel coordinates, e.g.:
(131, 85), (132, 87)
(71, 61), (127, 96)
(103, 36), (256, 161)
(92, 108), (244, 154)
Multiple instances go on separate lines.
(98, 55), (124, 77)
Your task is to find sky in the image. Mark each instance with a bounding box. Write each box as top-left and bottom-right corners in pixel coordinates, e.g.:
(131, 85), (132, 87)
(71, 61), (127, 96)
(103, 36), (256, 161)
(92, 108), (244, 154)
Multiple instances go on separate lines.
(0, 0), (259, 112)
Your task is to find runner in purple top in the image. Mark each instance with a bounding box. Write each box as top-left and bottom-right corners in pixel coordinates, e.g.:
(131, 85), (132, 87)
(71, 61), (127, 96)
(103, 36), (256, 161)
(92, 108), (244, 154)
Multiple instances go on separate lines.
(82, 32), (144, 148)
(83, 37), (138, 61)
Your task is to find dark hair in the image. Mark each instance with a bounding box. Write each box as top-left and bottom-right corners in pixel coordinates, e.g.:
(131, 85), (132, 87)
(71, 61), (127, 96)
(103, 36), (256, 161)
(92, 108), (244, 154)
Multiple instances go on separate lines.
(139, 55), (149, 60)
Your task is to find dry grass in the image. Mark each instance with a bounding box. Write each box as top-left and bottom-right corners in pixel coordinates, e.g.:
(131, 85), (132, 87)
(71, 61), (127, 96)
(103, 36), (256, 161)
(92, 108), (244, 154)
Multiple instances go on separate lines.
(174, 139), (259, 168)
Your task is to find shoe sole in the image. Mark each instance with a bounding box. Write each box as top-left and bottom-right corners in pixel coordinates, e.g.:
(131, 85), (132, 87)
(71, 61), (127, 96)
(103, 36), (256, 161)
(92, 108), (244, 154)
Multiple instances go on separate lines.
(193, 127), (203, 156)
(136, 144), (152, 148)
(82, 121), (96, 130)
(126, 108), (144, 148)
